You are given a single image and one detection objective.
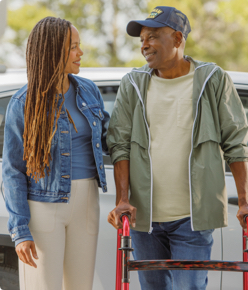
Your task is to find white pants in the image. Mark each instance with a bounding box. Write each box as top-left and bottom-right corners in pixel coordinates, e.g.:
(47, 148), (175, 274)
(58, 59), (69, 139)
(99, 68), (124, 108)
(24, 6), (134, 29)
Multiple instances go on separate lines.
(19, 178), (99, 290)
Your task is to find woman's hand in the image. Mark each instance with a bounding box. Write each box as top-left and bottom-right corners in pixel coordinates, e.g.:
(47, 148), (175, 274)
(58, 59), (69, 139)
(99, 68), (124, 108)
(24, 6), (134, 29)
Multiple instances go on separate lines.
(15, 241), (39, 268)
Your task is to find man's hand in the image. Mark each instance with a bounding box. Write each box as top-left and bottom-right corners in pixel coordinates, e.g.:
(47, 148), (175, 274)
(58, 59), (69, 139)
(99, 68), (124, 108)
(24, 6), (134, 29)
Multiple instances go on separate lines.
(108, 160), (136, 229)
(237, 204), (248, 229)
(229, 162), (248, 230)
(108, 200), (137, 229)
(16, 240), (38, 268)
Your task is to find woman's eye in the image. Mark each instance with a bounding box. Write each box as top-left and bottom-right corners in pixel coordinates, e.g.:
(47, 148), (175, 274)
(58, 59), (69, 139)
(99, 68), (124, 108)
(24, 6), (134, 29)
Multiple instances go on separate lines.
(71, 46), (77, 49)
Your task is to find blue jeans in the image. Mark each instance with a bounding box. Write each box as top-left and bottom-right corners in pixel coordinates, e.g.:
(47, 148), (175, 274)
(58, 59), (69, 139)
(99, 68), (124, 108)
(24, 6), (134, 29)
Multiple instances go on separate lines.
(130, 217), (214, 290)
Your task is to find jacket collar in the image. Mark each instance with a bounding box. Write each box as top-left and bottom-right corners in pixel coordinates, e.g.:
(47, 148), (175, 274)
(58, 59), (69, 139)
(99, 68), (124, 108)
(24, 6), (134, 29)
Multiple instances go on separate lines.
(130, 55), (215, 75)
(68, 74), (87, 92)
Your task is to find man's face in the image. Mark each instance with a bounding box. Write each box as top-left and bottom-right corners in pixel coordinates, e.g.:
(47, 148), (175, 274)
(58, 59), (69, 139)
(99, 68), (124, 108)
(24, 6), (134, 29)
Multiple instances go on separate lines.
(140, 26), (177, 69)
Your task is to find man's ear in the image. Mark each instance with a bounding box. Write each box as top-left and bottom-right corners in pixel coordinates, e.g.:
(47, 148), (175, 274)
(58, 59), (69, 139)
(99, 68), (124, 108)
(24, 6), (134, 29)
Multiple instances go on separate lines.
(174, 31), (183, 48)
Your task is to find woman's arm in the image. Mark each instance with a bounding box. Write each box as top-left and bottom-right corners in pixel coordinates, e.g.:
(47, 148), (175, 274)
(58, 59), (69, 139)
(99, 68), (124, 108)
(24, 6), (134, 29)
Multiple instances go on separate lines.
(2, 93), (38, 267)
(3, 95), (32, 241)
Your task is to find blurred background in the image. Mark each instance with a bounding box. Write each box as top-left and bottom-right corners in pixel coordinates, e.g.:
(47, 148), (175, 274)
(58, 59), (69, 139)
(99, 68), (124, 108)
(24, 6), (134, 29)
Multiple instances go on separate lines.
(0, 0), (247, 71)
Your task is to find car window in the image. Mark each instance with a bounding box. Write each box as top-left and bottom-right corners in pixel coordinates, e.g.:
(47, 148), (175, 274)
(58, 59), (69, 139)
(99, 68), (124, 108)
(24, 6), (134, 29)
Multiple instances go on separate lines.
(98, 85), (118, 117)
(98, 85), (118, 166)
(239, 89), (248, 120)
(225, 88), (248, 173)
(0, 96), (11, 158)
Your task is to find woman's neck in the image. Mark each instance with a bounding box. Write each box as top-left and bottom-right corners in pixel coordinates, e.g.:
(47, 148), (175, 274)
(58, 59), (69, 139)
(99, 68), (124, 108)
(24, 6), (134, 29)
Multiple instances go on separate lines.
(58, 74), (70, 94)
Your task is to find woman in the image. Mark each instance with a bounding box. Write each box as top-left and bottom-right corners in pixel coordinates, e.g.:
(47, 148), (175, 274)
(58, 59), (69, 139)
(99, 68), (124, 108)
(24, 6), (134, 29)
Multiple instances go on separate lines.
(2, 17), (109, 290)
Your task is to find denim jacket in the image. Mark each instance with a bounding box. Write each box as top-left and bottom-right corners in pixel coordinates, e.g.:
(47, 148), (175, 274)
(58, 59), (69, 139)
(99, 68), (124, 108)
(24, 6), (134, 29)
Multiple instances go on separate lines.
(2, 74), (110, 244)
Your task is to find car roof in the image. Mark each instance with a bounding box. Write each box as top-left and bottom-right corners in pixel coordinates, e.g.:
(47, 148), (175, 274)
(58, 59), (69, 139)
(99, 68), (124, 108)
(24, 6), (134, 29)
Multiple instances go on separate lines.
(226, 71), (248, 86)
(0, 68), (247, 93)
(0, 68), (132, 92)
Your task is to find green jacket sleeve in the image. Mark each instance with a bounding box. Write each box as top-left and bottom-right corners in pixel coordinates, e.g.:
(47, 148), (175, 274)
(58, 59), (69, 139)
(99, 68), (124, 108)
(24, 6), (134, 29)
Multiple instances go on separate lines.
(107, 75), (133, 164)
(215, 69), (248, 164)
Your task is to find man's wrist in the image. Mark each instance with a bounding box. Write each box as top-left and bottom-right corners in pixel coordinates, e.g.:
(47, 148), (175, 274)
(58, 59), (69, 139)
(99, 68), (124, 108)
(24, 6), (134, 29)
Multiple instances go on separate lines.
(238, 196), (248, 207)
(119, 197), (129, 203)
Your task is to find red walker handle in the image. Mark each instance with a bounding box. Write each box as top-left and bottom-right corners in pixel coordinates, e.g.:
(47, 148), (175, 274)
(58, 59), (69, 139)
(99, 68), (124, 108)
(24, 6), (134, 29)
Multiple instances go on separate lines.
(116, 214), (130, 290)
(243, 215), (248, 290)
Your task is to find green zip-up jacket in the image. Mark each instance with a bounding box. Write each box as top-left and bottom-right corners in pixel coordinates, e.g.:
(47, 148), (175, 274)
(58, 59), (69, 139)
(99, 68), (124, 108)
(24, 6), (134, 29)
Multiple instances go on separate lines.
(107, 56), (248, 232)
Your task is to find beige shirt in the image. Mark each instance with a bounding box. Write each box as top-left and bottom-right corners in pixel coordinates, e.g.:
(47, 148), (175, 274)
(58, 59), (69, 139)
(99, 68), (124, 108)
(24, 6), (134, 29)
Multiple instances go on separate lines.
(147, 61), (195, 222)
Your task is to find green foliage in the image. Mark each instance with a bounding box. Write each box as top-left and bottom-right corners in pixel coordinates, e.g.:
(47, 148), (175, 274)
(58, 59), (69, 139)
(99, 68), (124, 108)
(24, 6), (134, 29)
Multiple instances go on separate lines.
(5, 0), (148, 67)
(3, 0), (248, 70)
(7, 4), (56, 47)
(146, 0), (248, 71)
(8, 4), (56, 32)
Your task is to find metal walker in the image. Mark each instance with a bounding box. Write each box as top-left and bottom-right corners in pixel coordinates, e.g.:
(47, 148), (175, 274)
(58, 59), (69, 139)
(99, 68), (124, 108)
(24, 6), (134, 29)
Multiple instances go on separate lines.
(116, 215), (248, 290)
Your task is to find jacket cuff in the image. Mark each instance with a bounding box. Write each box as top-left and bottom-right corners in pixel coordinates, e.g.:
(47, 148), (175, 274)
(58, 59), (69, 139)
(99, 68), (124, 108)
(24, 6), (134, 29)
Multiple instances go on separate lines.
(111, 151), (130, 165)
(113, 156), (130, 164)
(10, 225), (32, 242)
(15, 236), (34, 247)
(227, 157), (248, 165)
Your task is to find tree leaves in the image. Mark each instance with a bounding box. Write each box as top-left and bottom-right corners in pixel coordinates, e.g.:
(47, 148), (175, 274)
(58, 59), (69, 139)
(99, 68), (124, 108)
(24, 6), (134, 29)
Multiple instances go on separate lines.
(3, 0), (248, 70)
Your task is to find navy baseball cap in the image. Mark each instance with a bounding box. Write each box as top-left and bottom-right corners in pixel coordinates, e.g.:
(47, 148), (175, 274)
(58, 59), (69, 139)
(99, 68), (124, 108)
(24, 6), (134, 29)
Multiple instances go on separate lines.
(127, 6), (191, 40)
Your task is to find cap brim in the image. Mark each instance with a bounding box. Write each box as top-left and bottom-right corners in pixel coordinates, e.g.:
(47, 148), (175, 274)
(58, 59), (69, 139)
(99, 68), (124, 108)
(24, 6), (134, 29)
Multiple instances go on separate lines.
(126, 20), (167, 37)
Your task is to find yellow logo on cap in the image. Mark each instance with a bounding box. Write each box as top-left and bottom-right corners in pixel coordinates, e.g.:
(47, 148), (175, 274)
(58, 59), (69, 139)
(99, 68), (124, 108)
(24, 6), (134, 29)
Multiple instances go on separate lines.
(147, 8), (163, 19)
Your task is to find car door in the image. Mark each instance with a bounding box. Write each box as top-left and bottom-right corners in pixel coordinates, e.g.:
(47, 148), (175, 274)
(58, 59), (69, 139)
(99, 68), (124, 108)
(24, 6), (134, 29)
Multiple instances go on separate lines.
(93, 82), (141, 290)
(207, 85), (248, 290)
(0, 89), (19, 290)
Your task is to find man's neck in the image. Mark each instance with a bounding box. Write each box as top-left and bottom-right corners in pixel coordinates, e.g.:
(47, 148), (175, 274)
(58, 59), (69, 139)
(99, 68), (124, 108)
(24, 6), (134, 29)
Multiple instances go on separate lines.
(154, 58), (191, 79)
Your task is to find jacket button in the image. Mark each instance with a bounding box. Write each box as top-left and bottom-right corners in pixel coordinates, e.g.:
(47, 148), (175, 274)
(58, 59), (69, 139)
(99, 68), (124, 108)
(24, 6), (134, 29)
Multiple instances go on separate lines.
(104, 185), (107, 190)
(60, 111), (65, 114)
(82, 102), (86, 106)
(93, 121), (96, 126)
(96, 143), (100, 148)
(99, 110), (103, 118)
(62, 175), (70, 178)
(100, 165), (103, 170)
(61, 153), (70, 156)
(11, 233), (16, 238)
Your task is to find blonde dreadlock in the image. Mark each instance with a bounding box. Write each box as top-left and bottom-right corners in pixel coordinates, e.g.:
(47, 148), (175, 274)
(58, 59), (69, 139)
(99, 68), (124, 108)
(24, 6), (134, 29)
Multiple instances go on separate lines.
(23, 17), (77, 182)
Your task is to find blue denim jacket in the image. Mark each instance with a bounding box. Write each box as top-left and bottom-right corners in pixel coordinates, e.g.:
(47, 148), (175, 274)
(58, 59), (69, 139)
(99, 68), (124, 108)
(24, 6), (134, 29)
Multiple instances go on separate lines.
(2, 74), (110, 244)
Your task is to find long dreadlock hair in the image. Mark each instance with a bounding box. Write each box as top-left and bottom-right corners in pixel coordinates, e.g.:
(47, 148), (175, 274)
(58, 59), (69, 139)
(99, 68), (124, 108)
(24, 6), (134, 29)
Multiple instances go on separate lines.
(23, 17), (77, 182)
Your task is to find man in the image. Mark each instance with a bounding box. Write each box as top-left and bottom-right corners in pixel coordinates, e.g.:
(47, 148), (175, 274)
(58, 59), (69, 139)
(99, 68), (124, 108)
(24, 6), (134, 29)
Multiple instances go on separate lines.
(107, 6), (248, 290)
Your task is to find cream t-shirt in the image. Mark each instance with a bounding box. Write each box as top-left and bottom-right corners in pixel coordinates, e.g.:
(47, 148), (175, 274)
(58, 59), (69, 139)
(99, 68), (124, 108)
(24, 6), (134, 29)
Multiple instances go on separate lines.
(146, 61), (195, 222)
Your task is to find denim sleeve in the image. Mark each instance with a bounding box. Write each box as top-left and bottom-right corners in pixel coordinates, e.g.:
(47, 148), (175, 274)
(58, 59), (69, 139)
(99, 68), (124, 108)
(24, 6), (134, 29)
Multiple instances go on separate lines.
(2, 96), (33, 242)
(94, 84), (110, 155)
(15, 236), (34, 247)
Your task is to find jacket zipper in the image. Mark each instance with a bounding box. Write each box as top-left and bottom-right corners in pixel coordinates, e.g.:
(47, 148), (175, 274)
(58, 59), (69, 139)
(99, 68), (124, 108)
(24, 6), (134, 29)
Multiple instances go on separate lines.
(189, 66), (219, 231)
(128, 73), (154, 233)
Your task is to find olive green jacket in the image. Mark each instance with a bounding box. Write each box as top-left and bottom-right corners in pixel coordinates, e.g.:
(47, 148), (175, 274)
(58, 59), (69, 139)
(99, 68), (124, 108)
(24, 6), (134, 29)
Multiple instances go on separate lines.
(107, 56), (248, 232)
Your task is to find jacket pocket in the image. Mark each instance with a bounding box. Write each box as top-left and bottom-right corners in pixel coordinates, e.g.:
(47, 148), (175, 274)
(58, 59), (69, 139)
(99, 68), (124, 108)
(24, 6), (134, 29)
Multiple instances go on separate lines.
(28, 200), (57, 233)
(177, 98), (193, 130)
(193, 97), (221, 148)
(194, 132), (220, 148)
(89, 106), (104, 121)
(131, 133), (148, 150)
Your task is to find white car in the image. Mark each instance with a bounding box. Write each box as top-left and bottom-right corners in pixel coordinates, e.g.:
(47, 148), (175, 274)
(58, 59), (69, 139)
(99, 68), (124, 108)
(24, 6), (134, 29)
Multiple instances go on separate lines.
(0, 68), (248, 290)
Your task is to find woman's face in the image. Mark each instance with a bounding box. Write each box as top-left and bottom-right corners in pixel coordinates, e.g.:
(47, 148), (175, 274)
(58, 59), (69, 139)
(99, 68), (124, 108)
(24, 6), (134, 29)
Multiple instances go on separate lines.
(64, 25), (83, 75)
